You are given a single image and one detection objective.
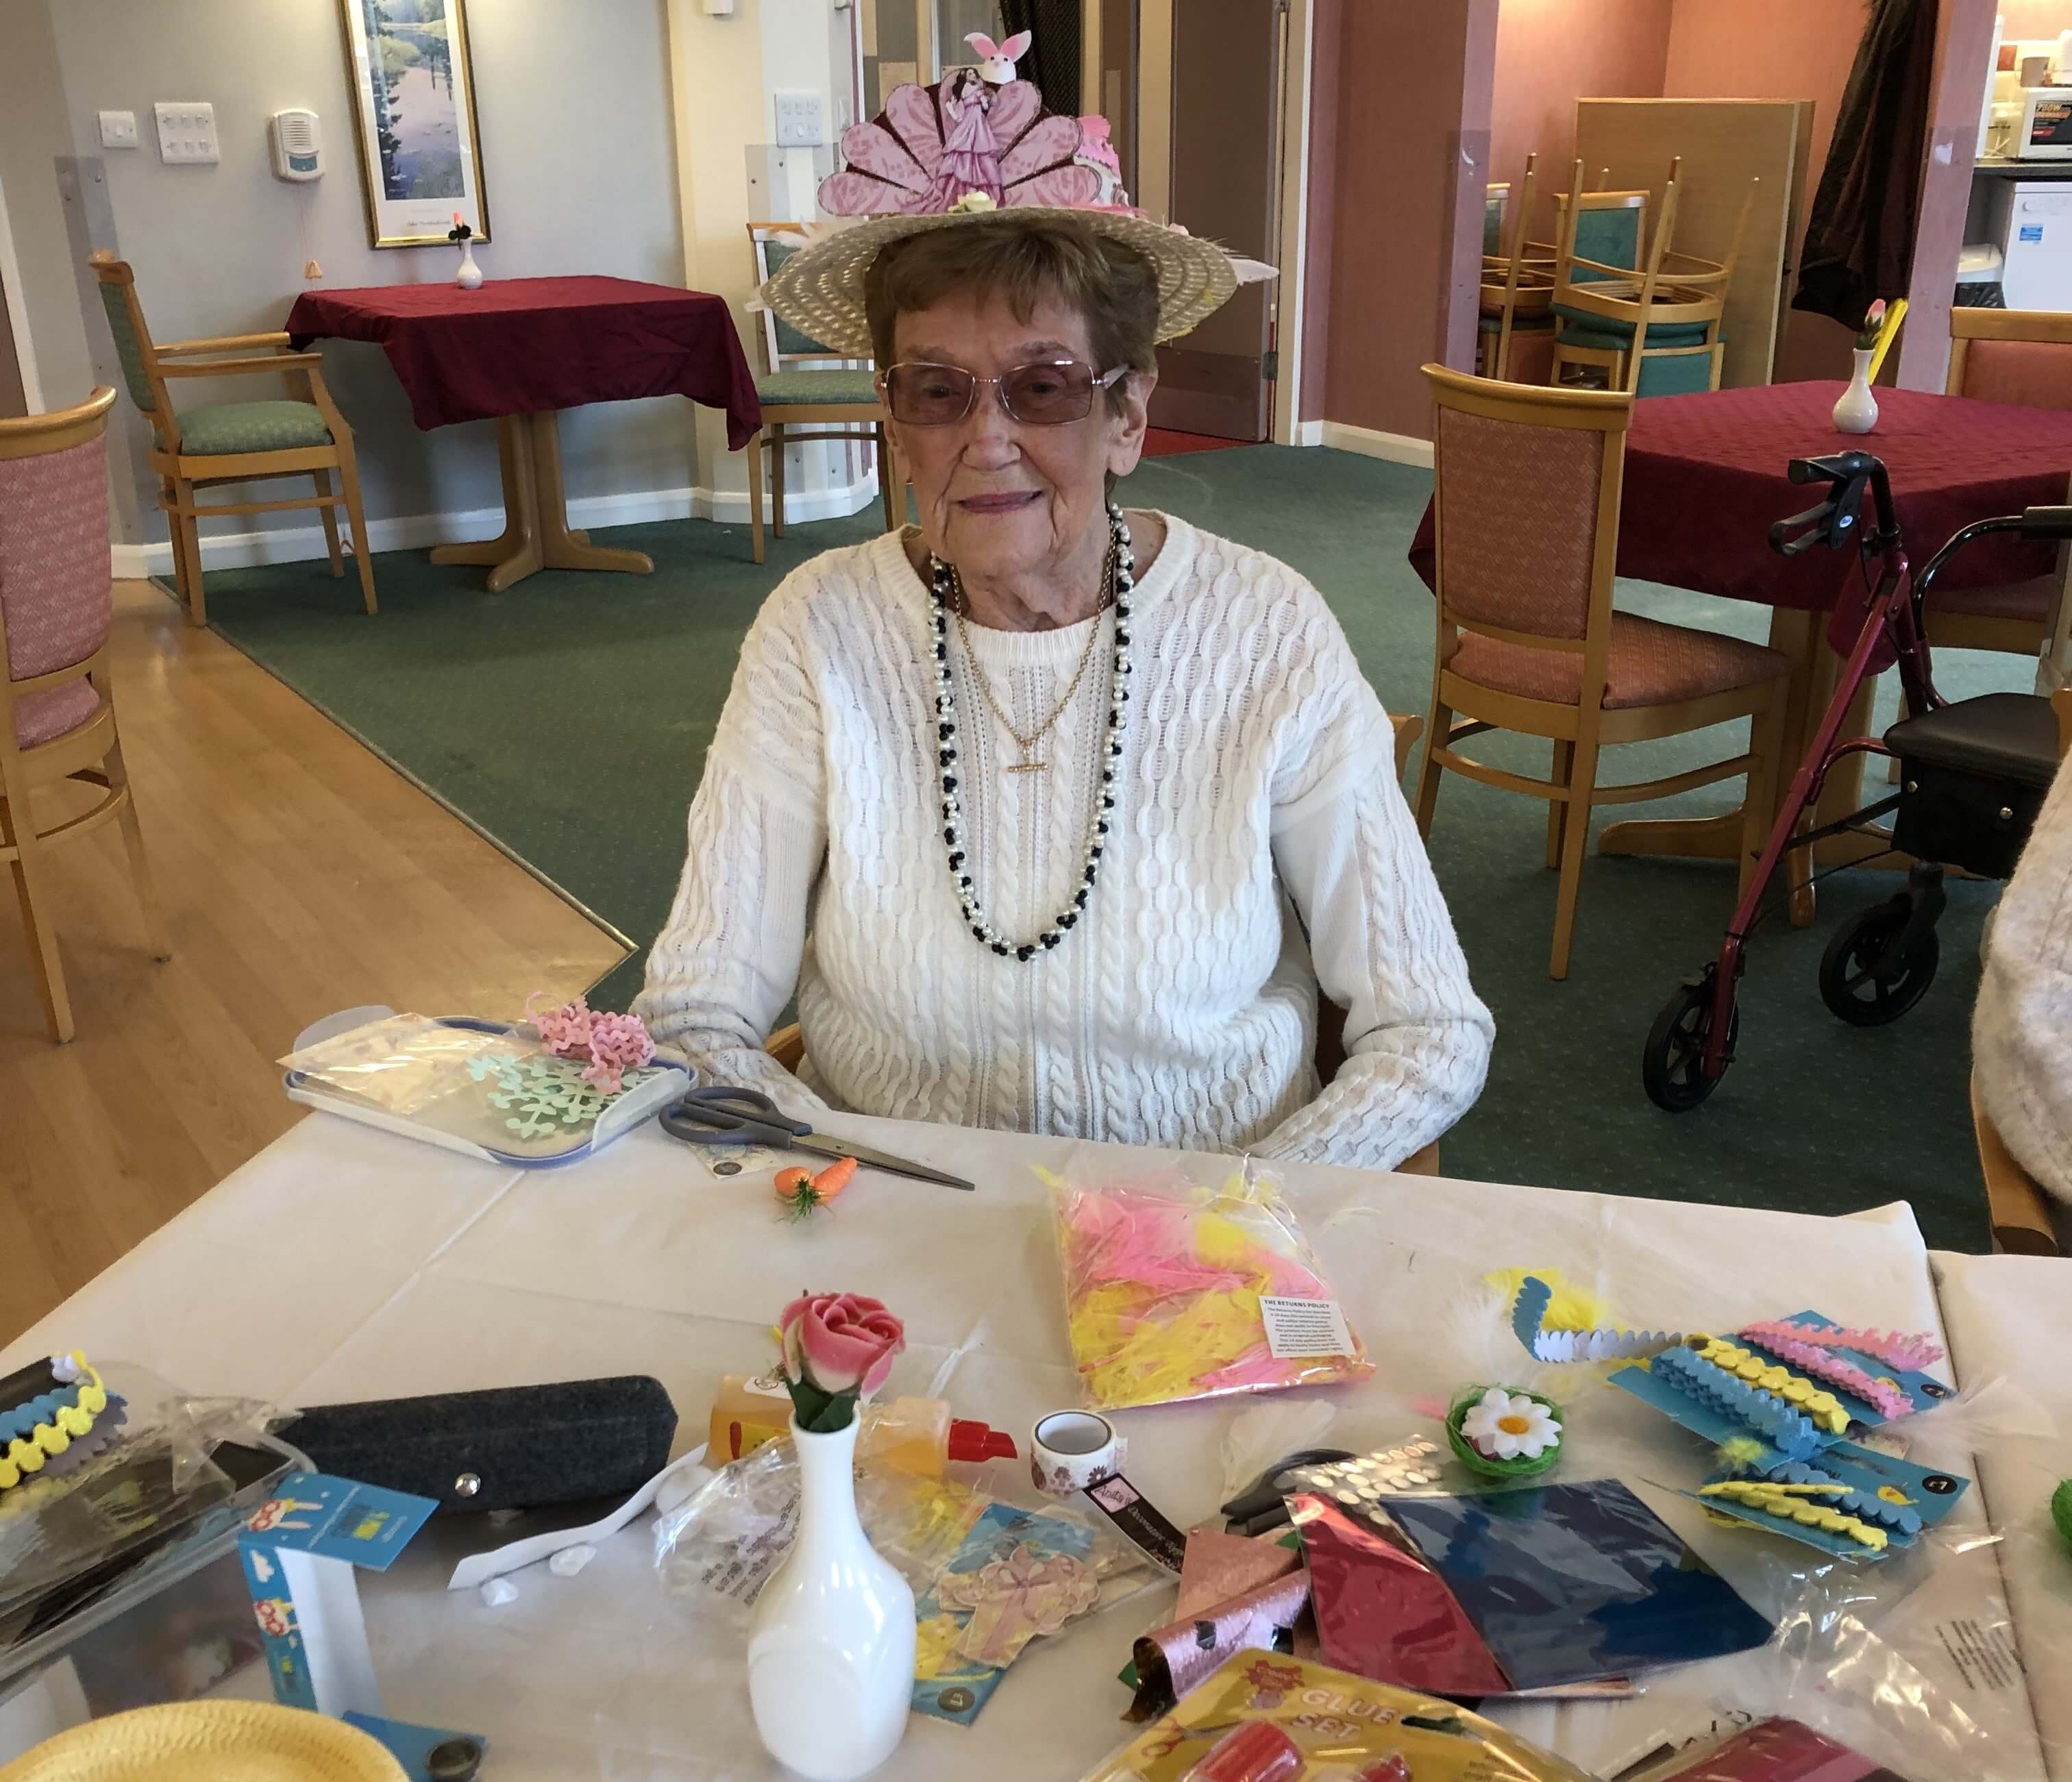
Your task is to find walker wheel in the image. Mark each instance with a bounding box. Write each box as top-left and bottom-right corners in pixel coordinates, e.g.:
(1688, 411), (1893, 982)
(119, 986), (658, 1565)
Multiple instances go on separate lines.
(1818, 900), (1940, 1028)
(1642, 977), (1737, 1113)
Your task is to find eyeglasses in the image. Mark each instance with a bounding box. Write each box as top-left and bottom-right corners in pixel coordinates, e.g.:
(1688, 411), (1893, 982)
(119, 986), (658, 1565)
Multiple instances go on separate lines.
(878, 359), (1130, 427)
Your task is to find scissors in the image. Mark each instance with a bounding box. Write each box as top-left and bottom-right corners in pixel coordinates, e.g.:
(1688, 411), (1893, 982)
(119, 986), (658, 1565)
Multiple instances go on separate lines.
(658, 1086), (975, 1191)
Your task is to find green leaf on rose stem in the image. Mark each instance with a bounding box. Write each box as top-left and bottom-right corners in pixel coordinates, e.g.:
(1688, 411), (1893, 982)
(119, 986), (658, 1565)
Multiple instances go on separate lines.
(802, 1390), (859, 1435)
(788, 1377), (834, 1428)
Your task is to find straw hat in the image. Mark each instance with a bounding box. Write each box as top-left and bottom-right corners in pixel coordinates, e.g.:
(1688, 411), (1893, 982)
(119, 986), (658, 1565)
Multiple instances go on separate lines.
(0, 1703), (408, 1782)
(759, 203), (1243, 362)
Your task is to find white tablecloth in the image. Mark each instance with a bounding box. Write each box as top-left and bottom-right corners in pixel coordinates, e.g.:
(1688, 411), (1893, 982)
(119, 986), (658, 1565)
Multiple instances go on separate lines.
(1, 1113), (2047, 1781)
(1933, 1250), (2072, 1781)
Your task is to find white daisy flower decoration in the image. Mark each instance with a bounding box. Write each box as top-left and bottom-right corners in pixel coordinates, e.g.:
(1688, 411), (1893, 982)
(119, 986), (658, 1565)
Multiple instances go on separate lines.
(1461, 1387), (1562, 1461)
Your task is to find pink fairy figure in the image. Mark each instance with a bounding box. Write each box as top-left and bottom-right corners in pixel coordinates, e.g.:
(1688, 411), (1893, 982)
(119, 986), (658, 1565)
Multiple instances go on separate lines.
(924, 68), (1005, 210)
(966, 29), (1031, 85)
(819, 76), (1097, 216)
(1072, 114), (1130, 208)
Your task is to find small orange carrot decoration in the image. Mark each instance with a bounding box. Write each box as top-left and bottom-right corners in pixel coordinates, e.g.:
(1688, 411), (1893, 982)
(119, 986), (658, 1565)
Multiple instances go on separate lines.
(774, 1156), (859, 1220)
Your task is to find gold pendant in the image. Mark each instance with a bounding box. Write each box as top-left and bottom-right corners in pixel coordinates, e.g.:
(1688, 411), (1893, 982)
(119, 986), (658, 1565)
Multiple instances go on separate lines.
(1006, 758), (1047, 775)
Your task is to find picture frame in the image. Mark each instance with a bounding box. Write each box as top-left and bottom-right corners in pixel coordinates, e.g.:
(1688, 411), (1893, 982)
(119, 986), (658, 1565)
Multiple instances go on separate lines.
(336, 0), (491, 249)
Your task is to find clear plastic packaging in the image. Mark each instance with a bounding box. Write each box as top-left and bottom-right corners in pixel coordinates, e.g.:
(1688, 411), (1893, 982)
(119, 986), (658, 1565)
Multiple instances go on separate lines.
(0, 1364), (292, 1674)
(280, 1013), (682, 1163)
(1080, 1651), (1596, 1781)
(1046, 1156), (1372, 1411)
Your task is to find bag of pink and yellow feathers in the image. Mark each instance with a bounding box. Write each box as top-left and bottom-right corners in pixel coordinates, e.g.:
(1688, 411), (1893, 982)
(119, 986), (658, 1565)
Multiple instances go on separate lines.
(1045, 1159), (1372, 1412)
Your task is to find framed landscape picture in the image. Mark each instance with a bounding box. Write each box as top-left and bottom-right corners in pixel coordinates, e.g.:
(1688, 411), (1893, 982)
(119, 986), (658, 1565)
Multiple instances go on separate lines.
(338, 0), (491, 247)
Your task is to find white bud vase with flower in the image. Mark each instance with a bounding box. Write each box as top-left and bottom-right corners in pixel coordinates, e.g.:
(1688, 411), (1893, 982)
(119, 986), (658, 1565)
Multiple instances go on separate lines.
(747, 1291), (915, 1781)
(1833, 299), (1886, 435)
(448, 212), (482, 290)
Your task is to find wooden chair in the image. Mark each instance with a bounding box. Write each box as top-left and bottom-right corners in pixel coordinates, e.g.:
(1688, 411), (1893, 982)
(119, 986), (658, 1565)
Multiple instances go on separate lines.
(1971, 1076), (2064, 1255)
(1414, 366), (1792, 979)
(763, 709), (1444, 1175)
(1, 388), (170, 1043)
(745, 224), (903, 567)
(1551, 162), (1751, 399)
(1932, 308), (2072, 658)
(1478, 156), (1556, 385)
(88, 253), (375, 629)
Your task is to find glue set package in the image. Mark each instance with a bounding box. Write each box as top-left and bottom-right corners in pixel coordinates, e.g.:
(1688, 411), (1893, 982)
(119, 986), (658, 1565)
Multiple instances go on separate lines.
(1082, 1650), (1595, 1782)
(1047, 1159), (1371, 1411)
(280, 1011), (684, 1166)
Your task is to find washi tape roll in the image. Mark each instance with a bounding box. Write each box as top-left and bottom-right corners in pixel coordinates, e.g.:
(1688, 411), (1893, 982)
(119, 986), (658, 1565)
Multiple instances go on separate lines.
(1030, 1410), (1186, 1574)
(1031, 1411), (1125, 1494)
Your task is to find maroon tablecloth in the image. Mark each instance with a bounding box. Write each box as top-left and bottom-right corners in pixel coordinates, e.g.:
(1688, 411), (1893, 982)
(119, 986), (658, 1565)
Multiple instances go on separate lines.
(286, 275), (761, 447)
(1407, 382), (2072, 621)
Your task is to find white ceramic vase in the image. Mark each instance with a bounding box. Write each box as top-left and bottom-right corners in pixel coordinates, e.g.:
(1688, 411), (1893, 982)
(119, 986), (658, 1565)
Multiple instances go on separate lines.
(747, 1415), (915, 1781)
(454, 238), (483, 290)
(1832, 346), (1879, 434)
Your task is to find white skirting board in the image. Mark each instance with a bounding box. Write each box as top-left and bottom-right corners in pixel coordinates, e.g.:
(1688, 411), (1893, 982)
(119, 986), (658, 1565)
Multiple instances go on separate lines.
(108, 472), (882, 580)
(1314, 422), (1433, 469)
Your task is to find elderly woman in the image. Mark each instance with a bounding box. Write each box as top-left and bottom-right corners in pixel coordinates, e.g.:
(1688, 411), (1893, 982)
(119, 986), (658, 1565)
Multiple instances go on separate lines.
(636, 205), (1492, 1169)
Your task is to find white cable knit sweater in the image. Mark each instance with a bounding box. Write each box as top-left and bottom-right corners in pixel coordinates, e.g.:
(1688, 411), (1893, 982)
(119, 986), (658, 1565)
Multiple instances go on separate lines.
(635, 515), (1493, 1169)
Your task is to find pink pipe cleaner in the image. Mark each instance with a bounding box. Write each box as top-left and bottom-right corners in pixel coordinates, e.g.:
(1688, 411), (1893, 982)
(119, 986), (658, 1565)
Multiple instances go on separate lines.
(1738, 1328), (1916, 1420)
(1740, 1320), (1943, 1374)
(526, 993), (656, 1095)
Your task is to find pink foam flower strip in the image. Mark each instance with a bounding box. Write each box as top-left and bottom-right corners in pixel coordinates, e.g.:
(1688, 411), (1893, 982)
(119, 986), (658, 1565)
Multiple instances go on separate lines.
(1740, 1320), (1943, 1374)
(523, 993), (656, 1095)
(1738, 1328), (1915, 1421)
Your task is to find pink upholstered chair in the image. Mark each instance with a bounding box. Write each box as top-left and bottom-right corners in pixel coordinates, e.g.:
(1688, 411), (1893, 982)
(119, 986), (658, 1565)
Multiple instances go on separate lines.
(1936, 309), (2072, 656)
(0, 386), (169, 1042)
(1414, 366), (1792, 980)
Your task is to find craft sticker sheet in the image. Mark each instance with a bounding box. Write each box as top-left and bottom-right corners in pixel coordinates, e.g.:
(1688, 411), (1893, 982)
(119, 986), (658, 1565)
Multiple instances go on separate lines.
(1379, 1480), (1773, 1692)
(1606, 1307), (1966, 1557)
(911, 1502), (1128, 1725)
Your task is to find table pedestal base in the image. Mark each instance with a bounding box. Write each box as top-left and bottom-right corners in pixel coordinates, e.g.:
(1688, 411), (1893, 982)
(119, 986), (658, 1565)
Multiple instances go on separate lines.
(1596, 608), (1896, 928)
(431, 410), (653, 593)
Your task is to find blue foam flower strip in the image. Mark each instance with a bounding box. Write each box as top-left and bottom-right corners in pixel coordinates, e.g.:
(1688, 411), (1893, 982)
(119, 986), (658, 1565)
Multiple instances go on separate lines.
(0, 1384), (82, 1443)
(1653, 1346), (1823, 1459)
(1762, 1461), (1923, 1534)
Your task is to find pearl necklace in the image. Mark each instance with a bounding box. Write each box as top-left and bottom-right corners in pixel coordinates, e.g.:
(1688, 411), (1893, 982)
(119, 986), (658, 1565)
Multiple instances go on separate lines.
(928, 503), (1133, 961)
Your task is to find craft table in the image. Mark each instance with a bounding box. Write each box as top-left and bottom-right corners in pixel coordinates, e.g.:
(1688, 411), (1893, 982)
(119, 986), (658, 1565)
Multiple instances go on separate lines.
(1408, 382), (2072, 921)
(1, 1113), (2048, 1781)
(1932, 1250), (2072, 1781)
(286, 277), (761, 593)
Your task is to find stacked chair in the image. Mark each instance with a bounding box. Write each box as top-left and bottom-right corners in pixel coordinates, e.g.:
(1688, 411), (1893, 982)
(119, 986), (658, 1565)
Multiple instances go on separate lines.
(1549, 160), (1753, 399)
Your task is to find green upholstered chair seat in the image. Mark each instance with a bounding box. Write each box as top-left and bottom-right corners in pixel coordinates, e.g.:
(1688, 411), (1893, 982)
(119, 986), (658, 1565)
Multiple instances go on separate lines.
(175, 399), (334, 456)
(1552, 306), (1712, 348)
(1479, 310), (1557, 334)
(754, 369), (880, 406)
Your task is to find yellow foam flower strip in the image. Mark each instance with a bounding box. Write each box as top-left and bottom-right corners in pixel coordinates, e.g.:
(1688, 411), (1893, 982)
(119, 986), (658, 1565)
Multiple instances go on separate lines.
(1692, 1336), (1849, 1434)
(0, 1354), (108, 1492)
(1700, 1479), (1888, 1551)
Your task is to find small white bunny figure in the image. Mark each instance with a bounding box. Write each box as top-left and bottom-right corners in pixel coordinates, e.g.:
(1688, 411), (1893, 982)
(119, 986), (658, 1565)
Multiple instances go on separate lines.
(966, 29), (1032, 85)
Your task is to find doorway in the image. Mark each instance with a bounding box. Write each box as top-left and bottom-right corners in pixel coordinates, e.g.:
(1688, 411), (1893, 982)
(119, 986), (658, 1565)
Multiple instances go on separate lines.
(0, 175), (35, 419)
(1109, 0), (1287, 441)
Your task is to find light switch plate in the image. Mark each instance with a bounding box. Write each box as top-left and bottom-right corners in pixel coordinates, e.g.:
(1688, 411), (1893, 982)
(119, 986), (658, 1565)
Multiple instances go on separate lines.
(774, 90), (825, 148)
(153, 101), (220, 165)
(98, 110), (139, 150)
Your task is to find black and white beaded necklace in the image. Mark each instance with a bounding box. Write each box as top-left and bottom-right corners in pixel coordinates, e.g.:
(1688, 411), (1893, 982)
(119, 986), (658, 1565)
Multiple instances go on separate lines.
(926, 502), (1134, 961)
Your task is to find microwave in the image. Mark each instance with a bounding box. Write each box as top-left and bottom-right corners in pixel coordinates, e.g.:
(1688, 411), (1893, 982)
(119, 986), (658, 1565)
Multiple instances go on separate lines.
(2021, 88), (2072, 158)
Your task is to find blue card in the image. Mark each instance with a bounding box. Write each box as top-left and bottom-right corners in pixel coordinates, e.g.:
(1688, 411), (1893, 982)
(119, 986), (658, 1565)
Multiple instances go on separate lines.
(1381, 1480), (1773, 1692)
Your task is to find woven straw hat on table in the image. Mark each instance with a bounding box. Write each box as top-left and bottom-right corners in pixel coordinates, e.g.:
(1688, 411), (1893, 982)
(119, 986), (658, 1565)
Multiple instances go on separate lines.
(758, 205), (1242, 361)
(0, 1702), (408, 1782)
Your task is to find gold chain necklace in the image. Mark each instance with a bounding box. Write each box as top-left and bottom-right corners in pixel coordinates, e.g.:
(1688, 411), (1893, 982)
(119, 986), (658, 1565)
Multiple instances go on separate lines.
(948, 545), (1115, 776)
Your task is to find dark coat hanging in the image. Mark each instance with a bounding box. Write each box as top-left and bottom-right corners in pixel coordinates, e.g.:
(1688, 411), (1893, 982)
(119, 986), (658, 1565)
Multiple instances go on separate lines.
(1793, 0), (1940, 327)
(998, 0), (1084, 122)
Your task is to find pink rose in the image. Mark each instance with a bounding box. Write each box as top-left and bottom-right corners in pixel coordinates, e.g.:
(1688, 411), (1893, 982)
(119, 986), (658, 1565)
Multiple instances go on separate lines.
(780, 1292), (904, 1397)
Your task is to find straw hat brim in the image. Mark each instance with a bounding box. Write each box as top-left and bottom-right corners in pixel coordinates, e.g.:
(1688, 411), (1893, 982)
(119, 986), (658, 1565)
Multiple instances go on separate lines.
(760, 207), (1241, 362)
(0, 1702), (409, 1782)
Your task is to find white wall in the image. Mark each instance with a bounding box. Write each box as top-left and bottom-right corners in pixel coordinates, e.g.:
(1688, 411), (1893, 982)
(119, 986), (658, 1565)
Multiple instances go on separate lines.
(29, 0), (698, 558)
(0, 3), (95, 414)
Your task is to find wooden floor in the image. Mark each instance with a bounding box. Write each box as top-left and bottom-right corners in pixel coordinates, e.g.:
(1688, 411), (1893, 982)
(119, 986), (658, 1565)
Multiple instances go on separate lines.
(0, 581), (628, 1343)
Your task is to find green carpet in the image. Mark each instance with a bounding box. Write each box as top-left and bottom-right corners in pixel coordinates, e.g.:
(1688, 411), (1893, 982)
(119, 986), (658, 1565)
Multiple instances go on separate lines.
(197, 445), (2026, 1250)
